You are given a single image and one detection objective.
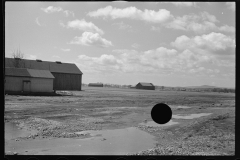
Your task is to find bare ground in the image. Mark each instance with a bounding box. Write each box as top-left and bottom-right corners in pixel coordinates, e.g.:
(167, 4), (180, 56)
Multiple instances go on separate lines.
(4, 87), (235, 155)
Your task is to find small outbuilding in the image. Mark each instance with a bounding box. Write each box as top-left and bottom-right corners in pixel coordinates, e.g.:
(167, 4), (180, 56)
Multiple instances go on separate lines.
(88, 83), (103, 87)
(135, 82), (155, 90)
(5, 67), (55, 93)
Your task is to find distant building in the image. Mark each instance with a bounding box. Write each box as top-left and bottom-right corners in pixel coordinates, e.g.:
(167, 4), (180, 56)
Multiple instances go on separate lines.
(5, 67), (54, 93)
(136, 82), (155, 90)
(5, 58), (83, 91)
(129, 85), (136, 89)
(88, 83), (103, 87)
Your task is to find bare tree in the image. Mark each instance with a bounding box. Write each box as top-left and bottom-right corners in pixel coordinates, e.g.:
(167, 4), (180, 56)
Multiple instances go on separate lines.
(11, 48), (25, 68)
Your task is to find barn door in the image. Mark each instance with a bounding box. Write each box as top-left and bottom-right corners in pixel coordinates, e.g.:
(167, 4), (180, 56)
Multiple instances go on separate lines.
(23, 80), (31, 92)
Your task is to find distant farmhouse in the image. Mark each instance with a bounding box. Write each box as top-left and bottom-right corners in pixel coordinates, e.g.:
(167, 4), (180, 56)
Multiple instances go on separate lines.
(88, 83), (103, 87)
(5, 58), (83, 91)
(135, 82), (155, 90)
(5, 67), (54, 93)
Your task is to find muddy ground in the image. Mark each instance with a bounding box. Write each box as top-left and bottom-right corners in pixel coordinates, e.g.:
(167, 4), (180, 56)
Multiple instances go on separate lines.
(4, 86), (235, 155)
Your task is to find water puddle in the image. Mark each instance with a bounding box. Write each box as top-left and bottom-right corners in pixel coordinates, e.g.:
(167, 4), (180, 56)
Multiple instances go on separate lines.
(5, 122), (37, 140)
(172, 113), (212, 119)
(5, 127), (157, 155)
(139, 120), (179, 127)
(171, 105), (191, 109)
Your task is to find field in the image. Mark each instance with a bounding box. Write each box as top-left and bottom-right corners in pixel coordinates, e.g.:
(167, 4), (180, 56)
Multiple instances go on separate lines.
(4, 86), (235, 155)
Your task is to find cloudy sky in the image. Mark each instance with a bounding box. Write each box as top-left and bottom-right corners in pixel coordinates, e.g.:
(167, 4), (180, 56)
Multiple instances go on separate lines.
(5, 2), (235, 88)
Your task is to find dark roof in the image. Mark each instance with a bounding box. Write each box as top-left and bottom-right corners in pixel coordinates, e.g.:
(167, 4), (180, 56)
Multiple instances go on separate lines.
(27, 69), (55, 78)
(138, 82), (154, 87)
(5, 67), (30, 77)
(5, 67), (54, 79)
(5, 58), (83, 75)
(89, 83), (103, 86)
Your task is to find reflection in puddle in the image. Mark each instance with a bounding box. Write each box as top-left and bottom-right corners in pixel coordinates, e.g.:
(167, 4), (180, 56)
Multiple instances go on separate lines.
(5, 122), (37, 140)
(139, 120), (179, 127)
(171, 105), (191, 109)
(172, 113), (212, 119)
(5, 127), (157, 155)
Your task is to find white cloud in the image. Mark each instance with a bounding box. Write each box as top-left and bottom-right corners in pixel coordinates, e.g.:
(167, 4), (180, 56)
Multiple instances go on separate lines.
(171, 32), (235, 52)
(35, 17), (45, 26)
(226, 2), (235, 12)
(112, 21), (132, 30)
(165, 12), (235, 34)
(63, 19), (104, 35)
(41, 6), (63, 13)
(76, 44), (234, 78)
(41, 6), (75, 17)
(162, 2), (197, 7)
(63, 10), (75, 17)
(87, 5), (173, 23)
(69, 32), (113, 48)
(61, 48), (71, 52)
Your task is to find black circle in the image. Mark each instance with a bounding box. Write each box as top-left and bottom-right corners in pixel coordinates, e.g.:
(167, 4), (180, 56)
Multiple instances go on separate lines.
(151, 103), (172, 124)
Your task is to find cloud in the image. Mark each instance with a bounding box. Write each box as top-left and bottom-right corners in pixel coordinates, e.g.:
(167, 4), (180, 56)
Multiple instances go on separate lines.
(151, 26), (161, 31)
(226, 2), (235, 11)
(162, 2), (197, 7)
(63, 10), (75, 17)
(87, 5), (173, 23)
(41, 6), (63, 13)
(165, 12), (234, 34)
(131, 43), (140, 48)
(61, 48), (71, 52)
(26, 54), (37, 60)
(69, 32), (113, 48)
(35, 17), (45, 26)
(41, 6), (75, 17)
(171, 32), (235, 52)
(112, 21), (132, 30)
(62, 19), (104, 35)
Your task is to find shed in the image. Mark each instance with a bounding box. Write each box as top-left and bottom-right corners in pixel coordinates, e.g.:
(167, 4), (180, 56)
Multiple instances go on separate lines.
(135, 82), (155, 90)
(5, 67), (55, 93)
(5, 58), (83, 91)
(88, 83), (104, 87)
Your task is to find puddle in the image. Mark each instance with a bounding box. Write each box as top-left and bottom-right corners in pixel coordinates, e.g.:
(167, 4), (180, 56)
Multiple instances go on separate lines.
(139, 120), (179, 127)
(172, 113), (212, 119)
(171, 105), (191, 109)
(5, 122), (37, 140)
(5, 127), (157, 155)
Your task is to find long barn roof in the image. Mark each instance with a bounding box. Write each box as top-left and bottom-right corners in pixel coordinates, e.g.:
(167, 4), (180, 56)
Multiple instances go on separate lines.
(5, 67), (54, 79)
(5, 58), (83, 75)
(138, 82), (155, 86)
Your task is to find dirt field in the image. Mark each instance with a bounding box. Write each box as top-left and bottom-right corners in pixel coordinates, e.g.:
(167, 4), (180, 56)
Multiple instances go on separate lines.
(4, 86), (235, 155)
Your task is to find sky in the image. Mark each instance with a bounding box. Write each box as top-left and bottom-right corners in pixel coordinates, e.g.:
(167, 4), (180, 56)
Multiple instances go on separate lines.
(5, 2), (235, 88)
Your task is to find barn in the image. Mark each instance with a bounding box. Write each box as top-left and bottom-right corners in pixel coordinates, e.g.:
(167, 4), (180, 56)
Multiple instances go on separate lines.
(5, 58), (83, 91)
(88, 83), (103, 87)
(5, 67), (55, 93)
(135, 82), (155, 90)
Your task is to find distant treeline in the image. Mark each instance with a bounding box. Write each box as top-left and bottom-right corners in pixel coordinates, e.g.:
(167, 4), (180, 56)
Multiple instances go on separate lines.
(82, 83), (235, 93)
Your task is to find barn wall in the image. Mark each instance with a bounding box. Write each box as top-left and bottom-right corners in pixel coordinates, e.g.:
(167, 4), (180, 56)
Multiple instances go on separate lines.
(88, 84), (103, 87)
(5, 76), (30, 92)
(136, 84), (155, 90)
(52, 73), (82, 90)
(5, 76), (54, 92)
(30, 78), (54, 92)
